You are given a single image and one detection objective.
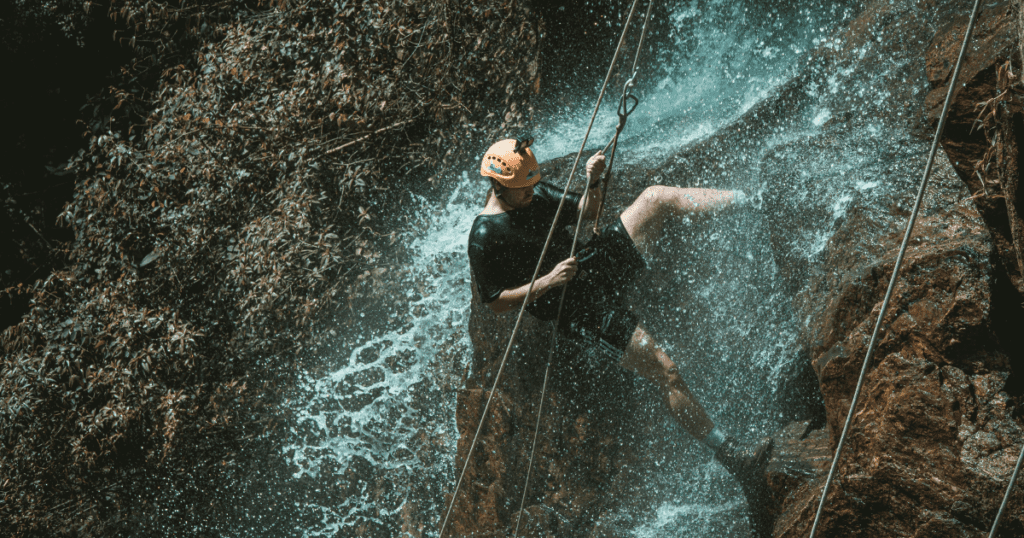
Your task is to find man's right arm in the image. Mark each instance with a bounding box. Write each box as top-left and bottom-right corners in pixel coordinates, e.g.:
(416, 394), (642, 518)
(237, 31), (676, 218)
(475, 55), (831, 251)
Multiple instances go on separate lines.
(486, 257), (578, 314)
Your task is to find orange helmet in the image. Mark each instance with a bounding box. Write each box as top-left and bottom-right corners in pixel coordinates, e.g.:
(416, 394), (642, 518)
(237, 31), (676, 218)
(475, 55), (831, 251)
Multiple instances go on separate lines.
(480, 137), (541, 189)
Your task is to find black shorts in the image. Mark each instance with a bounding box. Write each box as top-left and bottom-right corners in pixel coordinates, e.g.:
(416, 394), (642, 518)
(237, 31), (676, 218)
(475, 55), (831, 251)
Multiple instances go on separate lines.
(558, 217), (646, 352)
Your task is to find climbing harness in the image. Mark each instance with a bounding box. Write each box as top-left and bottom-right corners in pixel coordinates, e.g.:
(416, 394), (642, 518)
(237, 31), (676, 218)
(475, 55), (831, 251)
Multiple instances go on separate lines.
(807, 1), (983, 536)
(437, 2), (654, 537)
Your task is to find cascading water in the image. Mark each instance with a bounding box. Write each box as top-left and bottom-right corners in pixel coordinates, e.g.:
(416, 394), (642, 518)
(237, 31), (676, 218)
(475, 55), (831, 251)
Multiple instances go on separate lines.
(279, 0), (939, 536)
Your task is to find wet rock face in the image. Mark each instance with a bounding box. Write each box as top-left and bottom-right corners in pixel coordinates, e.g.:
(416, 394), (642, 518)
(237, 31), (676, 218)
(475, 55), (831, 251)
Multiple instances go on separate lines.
(761, 3), (1024, 536)
(765, 146), (1024, 537)
(765, 421), (832, 537)
(795, 213), (1023, 537)
(449, 2), (1024, 537)
(447, 283), (642, 537)
(763, 122), (1024, 536)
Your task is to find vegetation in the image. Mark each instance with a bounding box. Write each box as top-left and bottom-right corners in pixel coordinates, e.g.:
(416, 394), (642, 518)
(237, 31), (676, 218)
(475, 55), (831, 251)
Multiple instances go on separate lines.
(0, 0), (543, 534)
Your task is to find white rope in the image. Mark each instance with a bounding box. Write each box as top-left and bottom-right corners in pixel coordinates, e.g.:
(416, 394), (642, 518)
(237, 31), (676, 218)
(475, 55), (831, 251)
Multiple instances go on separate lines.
(987, 441), (1024, 537)
(807, 1), (982, 536)
(511, 4), (657, 534)
(438, 2), (646, 536)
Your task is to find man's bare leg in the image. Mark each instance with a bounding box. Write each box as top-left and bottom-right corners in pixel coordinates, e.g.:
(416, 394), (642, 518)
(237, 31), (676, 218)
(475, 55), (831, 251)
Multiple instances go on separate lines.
(621, 325), (714, 440)
(620, 326), (772, 486)
(619, 186), (736, 255)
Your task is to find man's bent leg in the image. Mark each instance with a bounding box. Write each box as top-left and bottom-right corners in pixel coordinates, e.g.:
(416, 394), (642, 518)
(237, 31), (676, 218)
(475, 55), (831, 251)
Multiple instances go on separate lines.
(619, 186), (735, 254)
(621, 325), (715, 440)
(621, 325), (773, 486)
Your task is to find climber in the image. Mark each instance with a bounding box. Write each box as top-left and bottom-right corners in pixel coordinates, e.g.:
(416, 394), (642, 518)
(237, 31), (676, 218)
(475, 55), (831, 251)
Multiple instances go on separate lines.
(467, 137), (773, 489)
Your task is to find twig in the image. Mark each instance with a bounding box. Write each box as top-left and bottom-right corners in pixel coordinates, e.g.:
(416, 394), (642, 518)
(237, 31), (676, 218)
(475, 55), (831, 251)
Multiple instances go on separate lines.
(27, 223), (54, 250)
(325, 119), (415, 155)
(339, 158), (374, 168)
(975, 170), (990, 196)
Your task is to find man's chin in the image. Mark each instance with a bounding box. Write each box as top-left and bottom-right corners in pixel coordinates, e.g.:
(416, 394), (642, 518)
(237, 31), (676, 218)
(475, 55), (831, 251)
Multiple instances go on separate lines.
(513, 198), (532, 208)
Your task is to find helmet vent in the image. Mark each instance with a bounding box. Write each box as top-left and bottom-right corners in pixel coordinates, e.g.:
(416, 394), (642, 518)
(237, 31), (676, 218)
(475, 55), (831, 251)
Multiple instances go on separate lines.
(486, 155), (507, 171)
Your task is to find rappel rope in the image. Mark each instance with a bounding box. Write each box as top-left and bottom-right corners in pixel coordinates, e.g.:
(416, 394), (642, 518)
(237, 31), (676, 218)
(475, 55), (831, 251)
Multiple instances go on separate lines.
(988, 441), (1024, 537)
(593, 0), (653, 233)
(807, 1), (983, 536)
(437, 1), (650, 536)
(512, 3), (655, 535)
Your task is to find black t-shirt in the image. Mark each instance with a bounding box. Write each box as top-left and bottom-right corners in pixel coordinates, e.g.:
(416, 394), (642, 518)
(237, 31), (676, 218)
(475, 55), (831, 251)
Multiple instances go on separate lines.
(468, 182), (583, 321)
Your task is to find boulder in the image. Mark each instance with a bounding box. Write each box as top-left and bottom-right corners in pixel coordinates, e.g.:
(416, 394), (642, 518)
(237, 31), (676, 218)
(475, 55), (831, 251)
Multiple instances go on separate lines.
(760, 3), (1024, 534)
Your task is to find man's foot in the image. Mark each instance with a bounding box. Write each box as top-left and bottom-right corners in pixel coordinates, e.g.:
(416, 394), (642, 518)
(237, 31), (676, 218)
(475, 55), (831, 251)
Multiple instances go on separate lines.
(713, 435), (773, 481)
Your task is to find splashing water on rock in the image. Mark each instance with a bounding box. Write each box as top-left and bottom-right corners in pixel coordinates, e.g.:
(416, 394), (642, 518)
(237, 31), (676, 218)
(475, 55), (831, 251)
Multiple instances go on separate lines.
(278, 0), (1006, 536)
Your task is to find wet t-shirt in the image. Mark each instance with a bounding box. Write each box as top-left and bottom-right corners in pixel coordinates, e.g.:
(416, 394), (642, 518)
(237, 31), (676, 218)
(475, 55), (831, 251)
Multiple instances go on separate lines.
(468, 182), (582, 321)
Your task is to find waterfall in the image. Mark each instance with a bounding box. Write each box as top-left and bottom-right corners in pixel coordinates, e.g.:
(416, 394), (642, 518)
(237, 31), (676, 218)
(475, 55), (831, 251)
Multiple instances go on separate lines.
(278, 0), (932, 535)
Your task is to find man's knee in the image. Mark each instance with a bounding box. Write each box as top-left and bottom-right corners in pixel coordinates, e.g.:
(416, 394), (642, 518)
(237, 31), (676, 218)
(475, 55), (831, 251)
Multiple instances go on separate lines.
(640, 185), (665, 204)
(623, 186), (668, 226)
(646, 348), (684, 389)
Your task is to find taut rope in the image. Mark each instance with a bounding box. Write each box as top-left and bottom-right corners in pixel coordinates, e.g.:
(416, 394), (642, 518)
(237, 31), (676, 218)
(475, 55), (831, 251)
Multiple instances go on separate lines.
(807, 1), (982, 536)
(512, 4), (656, 534)
(593, 0), (654, 232)
(439, 1), (651, 536)
(987, 441), (1024, 537)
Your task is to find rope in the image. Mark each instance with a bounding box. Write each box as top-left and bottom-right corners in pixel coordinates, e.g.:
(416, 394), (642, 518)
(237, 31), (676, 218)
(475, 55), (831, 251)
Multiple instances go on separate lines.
(591, 86), (640, 233)
(512, 3), (655, 535)
(438, 1), (646, 535)
(807, 1), (982, 536)
(987, 441), (1024, 537)
(594, 0), (654, 232)
(511, 358), (551, 537)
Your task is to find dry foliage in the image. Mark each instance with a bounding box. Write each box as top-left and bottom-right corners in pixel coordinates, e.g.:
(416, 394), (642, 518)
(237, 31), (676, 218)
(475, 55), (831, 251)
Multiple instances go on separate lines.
(972, 59), (1021, 194)
(0, 0), (541, 534)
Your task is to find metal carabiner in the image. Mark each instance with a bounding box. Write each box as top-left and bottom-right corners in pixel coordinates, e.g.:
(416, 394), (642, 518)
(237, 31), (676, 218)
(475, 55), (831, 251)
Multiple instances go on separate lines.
(618, 71), (640, 119)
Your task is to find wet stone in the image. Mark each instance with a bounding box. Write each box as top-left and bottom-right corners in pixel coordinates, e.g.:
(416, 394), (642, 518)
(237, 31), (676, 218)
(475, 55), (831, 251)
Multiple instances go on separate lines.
(325, 415), (352, 438)
(384, 349), (415, 373)
(356, 345), (381, 364)
(348, 366), (385, 388)
(295, 419), (327, 446)
(341, 387), (384, 412)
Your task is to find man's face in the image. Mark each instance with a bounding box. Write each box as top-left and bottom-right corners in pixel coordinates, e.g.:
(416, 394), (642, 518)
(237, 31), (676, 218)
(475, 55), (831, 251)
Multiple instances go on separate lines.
(502, 184), (534, 209)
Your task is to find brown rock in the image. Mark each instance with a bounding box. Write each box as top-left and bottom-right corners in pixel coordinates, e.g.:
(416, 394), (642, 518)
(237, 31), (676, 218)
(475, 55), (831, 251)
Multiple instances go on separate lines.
(926, 0), (1024, 295)
(765, 421), (831, 538)
(773, 150), (1024, 536)
(759, 3), (1024, 536)
(447, 280), (643, 537)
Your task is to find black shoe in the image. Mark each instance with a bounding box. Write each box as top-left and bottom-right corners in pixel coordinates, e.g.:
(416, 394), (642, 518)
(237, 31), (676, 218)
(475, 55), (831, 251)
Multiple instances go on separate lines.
(714, 435), (773, 482)
(715, 435), (775, 538)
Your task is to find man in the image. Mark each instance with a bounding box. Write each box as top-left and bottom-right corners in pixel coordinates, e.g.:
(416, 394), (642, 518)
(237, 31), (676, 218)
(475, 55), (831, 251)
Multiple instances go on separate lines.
(466, 137), (772, 488)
